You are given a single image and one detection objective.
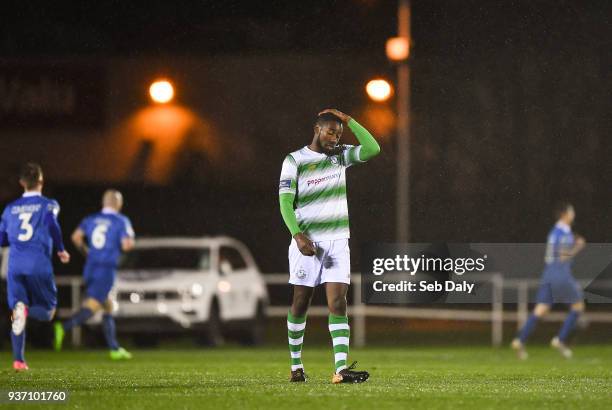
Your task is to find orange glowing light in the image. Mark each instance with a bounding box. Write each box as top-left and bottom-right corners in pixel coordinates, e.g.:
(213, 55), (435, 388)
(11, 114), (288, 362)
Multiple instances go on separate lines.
(149, 80), (175, 104)
(361, 105), (395, 139)
(386, 37), (410, 61)
(366, 79), (393, 102)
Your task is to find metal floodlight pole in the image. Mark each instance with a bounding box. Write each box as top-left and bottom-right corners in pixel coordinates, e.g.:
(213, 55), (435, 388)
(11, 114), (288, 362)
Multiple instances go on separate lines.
(396, 0), (411, 243)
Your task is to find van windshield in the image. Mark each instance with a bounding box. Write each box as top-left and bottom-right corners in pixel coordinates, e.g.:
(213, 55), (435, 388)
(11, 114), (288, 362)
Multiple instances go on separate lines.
(119, 247), (210, 271)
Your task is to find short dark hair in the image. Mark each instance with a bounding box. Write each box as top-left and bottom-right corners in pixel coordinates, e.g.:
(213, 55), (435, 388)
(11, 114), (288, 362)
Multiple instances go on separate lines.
(315, 112), (342, 127)
(19, 162), (43, 189)
(554, 201), (573, 220)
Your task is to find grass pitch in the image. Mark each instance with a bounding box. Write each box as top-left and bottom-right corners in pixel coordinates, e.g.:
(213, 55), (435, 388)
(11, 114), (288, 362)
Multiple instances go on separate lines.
(1, 345), (611, 409)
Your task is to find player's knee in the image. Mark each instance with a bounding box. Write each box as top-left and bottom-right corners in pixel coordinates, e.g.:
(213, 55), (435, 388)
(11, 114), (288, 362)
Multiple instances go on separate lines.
(84, 298), (102, 312)
(534, 303), (550, 317)
(291, 288), (313, 316)
(103, 299), (114, 314)
(291, 298), (310, 317)
(327, 295), (347, 316)
(571, 301), (585, 312)
(48, 308), (56, 320)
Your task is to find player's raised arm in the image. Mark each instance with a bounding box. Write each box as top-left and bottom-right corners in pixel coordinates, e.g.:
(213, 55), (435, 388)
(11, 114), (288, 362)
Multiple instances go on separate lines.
(279, 155), (315, 256)
(318, 108), (381, 162)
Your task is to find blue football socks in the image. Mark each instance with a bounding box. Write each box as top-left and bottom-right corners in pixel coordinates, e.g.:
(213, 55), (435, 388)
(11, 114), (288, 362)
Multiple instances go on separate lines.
(518, 314), (539, 343)
(558, 310), (580, 342)
(102, 314), (120, 350)
(63, 308), (94, 331)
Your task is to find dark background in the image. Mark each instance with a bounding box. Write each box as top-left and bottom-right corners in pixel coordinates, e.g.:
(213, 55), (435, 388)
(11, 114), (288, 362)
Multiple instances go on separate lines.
(1, 0), (610, 274)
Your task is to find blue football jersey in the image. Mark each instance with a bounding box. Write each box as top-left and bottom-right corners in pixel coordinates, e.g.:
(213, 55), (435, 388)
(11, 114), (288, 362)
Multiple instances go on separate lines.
(0, 193), (65, 275)
(544, 222), (574, 267)
(79, 210), (134, 266)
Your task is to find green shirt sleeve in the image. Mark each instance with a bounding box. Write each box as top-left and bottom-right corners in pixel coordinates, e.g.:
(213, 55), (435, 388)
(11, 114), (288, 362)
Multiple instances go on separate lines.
(279, 193), (301, 236)
(348, 118), (381, 161)
(279, 154), (301, 236)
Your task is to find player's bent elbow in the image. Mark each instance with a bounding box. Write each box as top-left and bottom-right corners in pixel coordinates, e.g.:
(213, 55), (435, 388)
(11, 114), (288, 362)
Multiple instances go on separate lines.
(371, 143), (381, 157)
(122, 238), (135, 252)
(71, 230), (83, 247)
(359, 144), (380, 161)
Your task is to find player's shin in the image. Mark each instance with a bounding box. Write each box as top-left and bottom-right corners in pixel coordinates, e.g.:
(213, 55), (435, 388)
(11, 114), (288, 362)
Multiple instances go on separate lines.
(11, 330), (26, 363)
(102, 314), (120, 350)
(558, 310), (580, 342)
(517, 314), (539, 343)
(287, 311), (306, 371)
(329, 314), (350, 373)
(11, 302), (27, 362)
(63, 307), (94, 331)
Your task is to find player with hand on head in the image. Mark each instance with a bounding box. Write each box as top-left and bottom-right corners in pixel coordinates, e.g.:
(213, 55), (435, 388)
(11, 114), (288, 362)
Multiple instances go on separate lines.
(0, 163), (70, 371)
(512, 202), (586, 359)
(279, 108), (380, 383)
(54, 190), (135, 360)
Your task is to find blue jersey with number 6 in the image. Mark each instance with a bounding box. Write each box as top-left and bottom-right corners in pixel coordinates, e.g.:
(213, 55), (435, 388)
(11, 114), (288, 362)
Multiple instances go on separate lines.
(0, 193), (65, 275)
(79, 210), (134, 267)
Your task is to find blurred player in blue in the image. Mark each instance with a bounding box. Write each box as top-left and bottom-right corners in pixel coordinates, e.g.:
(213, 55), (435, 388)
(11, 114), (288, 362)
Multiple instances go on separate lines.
(54, 189), (135, 360)
(0, 163), (70, 371)
(512, 202), (586, 359)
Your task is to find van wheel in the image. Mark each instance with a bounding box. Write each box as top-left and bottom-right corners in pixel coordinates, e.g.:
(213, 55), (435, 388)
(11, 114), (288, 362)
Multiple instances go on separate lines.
(196, 300), (224, 347)
(239, 301), (266, 346)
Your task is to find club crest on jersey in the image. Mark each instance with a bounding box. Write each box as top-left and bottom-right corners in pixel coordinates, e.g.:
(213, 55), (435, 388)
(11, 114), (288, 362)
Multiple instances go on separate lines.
(330, 156), (339, 165)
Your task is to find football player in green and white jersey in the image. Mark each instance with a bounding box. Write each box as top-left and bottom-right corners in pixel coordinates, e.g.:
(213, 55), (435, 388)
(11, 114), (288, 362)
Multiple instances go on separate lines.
(279, 108), (380, 384)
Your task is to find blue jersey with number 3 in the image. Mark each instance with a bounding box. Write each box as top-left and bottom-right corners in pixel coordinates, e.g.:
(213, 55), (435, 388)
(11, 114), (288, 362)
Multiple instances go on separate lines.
(0, 193), (64, 275)
(79, 211), (134, 267)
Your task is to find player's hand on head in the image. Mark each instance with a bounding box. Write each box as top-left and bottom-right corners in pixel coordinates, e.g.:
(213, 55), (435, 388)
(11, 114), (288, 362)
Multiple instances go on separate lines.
(57, 250), (70, 264)
(294, 232), (316, 256)
(318, 108), (351, 124)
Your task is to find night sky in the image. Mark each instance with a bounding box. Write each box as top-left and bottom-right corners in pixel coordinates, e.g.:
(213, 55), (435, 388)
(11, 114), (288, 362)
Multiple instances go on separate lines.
(2, 0), (609, 57)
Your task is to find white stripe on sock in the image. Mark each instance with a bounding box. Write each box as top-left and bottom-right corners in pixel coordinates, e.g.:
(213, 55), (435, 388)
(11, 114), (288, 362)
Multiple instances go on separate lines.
(291, 364), (304, 371)
(332, 337), (349, 346)
(287, 321), (306, 332)
(288, 336), (304, 345)
(328, 323), (350, 332)
(291, 351), (301, 359)
(334, 352), (347, 363)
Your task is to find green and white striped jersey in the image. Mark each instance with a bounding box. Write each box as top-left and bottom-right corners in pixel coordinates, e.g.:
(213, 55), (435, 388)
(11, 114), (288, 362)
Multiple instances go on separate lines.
(279, 145), (364, 241)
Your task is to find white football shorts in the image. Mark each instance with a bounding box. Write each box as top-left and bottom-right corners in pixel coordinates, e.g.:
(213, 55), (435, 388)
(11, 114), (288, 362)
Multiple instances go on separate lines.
(288, 238), (351, 287)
